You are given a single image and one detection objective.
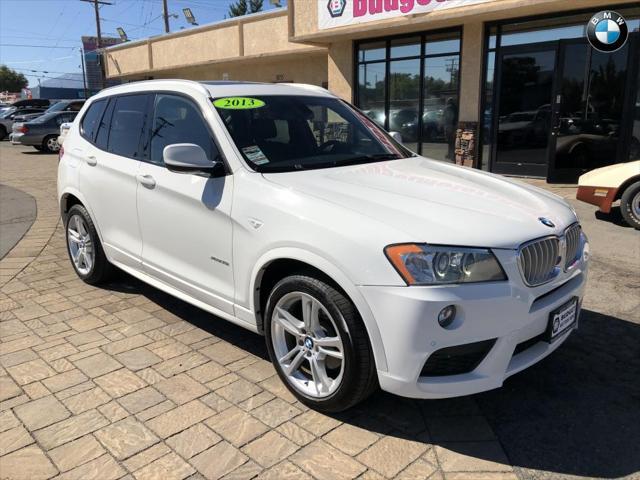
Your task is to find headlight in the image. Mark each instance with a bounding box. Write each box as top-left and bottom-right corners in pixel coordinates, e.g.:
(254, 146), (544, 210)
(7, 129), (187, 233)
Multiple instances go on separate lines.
(384, 244), (507, 285)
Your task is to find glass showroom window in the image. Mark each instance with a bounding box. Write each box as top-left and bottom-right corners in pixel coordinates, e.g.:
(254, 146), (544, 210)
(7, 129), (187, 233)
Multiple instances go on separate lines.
(356, 30), (461, 161)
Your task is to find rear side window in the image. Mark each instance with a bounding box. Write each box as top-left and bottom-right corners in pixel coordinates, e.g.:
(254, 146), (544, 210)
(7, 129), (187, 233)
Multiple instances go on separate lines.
(80, 100), (106, 142)
(95, 99), (114, 151)
(107, 94), (150, 159)
(148, 94), (217, 165)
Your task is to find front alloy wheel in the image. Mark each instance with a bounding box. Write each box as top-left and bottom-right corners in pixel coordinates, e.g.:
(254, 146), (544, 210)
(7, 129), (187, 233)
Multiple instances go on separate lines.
(271, 292), (345, 398)
(265, 274), (377, 412)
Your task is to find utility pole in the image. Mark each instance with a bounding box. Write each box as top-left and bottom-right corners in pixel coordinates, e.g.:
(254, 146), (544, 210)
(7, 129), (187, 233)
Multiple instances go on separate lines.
(162, 0), (170, 33)
(80, 48), (88, 98)
(80, 0), (112, 89)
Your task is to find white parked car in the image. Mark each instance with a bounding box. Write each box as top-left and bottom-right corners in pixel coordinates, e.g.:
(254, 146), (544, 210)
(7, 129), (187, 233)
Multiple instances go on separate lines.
(58, 80), (589, 411)
(577, 160), (640, 229)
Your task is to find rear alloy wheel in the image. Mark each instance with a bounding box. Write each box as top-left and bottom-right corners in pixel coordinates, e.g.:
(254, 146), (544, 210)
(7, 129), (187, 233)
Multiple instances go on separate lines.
(265, 274), (377, 412)
(42, 135), (60, 153)
(65, 204), (113, 284)
(620, 181), (640, 229)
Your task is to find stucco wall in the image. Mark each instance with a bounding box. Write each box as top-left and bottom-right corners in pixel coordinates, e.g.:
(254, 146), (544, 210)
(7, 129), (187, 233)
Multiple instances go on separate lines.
(105, 44), (150, 77)
(151, 25), (240, 70)
(141, 52), (328, 88)
(458, 21), (484, 123)
(243, 15), (306, 56)
(105, 10), (324, 79)
(327, 41), (353, 102)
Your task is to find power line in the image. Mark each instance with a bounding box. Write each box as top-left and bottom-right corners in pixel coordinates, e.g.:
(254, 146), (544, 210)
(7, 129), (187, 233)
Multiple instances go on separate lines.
(0, 43), (79, 49)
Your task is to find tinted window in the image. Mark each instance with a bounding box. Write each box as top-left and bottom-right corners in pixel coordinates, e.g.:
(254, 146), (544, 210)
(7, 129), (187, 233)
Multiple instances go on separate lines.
(108, 94), (149, 159)
(149, 94), (216, 165)
(80, 100), (106, 141)
(95, 99), (114, 151)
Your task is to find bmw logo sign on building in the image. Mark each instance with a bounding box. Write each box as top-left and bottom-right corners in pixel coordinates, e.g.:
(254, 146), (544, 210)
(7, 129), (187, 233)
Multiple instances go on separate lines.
(328, 0), (347, 18)
(587, 11), (628, 53)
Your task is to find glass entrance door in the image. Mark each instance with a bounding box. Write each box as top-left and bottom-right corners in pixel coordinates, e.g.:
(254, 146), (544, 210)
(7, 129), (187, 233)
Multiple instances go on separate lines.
(492, 46), (557, 177)
(548, 39), (631, 182)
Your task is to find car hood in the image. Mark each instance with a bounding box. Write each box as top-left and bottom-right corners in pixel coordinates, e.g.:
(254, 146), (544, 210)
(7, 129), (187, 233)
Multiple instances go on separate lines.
(262, 157), (577, 249)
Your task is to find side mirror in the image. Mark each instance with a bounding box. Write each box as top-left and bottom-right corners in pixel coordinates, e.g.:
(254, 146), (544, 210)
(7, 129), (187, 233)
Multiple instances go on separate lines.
(389, 131), (403, 144)
(163, 143), (225, 177)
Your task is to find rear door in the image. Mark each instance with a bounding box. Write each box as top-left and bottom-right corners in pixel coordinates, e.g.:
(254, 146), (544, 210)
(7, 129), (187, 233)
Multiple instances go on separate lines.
(76, 94), (152, 269)
(136, 93), (235, 314)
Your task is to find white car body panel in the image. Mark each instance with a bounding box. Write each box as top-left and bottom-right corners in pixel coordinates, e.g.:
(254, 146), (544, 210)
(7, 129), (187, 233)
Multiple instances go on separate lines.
(578, 160), (640, 189)
(57, 79), (588, 399)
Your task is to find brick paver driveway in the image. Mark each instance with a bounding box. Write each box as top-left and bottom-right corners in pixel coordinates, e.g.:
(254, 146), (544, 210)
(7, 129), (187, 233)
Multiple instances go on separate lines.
(1, 143), (638, 480)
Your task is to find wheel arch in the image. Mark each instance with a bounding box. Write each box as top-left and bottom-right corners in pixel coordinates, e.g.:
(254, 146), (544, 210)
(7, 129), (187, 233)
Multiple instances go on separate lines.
(59, 188), (105, 244)
(614, 175), (640, 201)
(250, 248), (388, 372)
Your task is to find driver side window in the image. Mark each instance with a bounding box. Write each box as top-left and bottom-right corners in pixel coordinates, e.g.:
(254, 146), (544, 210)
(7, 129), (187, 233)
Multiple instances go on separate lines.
(148, 94), (217, 166)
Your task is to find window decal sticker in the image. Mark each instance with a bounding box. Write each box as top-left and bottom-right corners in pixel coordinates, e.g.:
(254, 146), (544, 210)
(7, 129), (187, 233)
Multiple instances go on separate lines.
(242, 145), (269, 165)
(213, 97), (265, 109)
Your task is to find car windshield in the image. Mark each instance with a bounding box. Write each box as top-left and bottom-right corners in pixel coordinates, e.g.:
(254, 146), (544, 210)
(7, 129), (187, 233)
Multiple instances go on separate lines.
(213, 95), (413, 173)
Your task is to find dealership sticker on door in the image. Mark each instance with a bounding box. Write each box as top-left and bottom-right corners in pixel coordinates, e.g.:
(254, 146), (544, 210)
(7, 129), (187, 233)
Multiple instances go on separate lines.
(242, 146), (269, 165)
(213, 97), (265, 109)
(547, 297), (579, 342)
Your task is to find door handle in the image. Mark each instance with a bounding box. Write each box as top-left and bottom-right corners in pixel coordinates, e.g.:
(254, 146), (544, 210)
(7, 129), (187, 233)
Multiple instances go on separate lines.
(86, 155), (97, 166)
(136, 174), (156, 189)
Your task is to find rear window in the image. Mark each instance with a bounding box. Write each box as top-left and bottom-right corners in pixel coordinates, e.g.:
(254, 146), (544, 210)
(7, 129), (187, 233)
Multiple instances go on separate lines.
(107, 94), (150, 159)
(81, 100), (107, 142)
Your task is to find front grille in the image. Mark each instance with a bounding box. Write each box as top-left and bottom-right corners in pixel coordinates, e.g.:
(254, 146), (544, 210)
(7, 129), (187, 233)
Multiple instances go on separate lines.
(518, 236), (560, 286)
(420, 339), (496, 377)
(564, 223), (581, 270)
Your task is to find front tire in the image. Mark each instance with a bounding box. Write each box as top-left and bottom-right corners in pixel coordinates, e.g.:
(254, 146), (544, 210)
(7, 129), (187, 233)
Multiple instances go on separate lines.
(620, 181), (640, 229)
(65, 204), (113, 284)
(264, 274), (377, 412)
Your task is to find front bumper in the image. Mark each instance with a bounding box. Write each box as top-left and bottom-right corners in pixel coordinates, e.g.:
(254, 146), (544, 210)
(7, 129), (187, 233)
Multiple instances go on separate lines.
(576, 185), (617, 213)
(360, 247), (588, 399)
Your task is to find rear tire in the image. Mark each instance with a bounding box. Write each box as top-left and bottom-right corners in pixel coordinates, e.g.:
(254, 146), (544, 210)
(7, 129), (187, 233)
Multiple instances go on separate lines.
(620, 181), (640, 229)
(33, 146), (43, 151)
(65, 204), (114, 284)
(42, 135), (59, 153)
(264, 274), (377, 412)
(0, 126), (6, 141)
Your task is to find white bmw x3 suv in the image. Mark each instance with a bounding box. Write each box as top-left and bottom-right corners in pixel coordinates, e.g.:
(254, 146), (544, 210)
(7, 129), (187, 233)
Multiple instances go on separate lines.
(58, 80), (589, 412)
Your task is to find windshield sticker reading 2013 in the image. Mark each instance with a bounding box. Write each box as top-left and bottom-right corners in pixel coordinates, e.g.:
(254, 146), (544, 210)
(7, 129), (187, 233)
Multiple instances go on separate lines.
(213, 97), (265, 109)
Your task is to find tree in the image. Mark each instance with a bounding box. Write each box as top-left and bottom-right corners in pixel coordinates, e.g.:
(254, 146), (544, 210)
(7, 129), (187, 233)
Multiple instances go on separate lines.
(0, 65), (28, 92)
(228, 0), (263, 17)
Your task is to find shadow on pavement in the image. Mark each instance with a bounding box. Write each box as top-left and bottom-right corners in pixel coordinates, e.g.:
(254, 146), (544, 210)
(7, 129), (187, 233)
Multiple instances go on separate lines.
(106, 273), (640, 478)
(595, 206), (634, 228)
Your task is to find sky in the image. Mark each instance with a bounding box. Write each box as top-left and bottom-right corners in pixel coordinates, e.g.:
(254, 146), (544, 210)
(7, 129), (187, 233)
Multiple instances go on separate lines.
(0, 0), (286, 89)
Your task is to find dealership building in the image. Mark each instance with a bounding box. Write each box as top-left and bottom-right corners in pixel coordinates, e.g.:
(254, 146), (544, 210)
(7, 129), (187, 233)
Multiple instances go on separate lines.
(104, 0), (639, 182)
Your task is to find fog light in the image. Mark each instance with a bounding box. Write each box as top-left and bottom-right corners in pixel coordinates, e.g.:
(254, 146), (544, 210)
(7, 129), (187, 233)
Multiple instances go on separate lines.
(438, 305), (456, 328)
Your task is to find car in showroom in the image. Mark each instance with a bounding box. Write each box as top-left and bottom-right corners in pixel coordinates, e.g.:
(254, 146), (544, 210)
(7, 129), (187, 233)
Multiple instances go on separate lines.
(58, 80), (589, 411)
(12, 110), (79, 152)
(577, 160), (640, 229)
